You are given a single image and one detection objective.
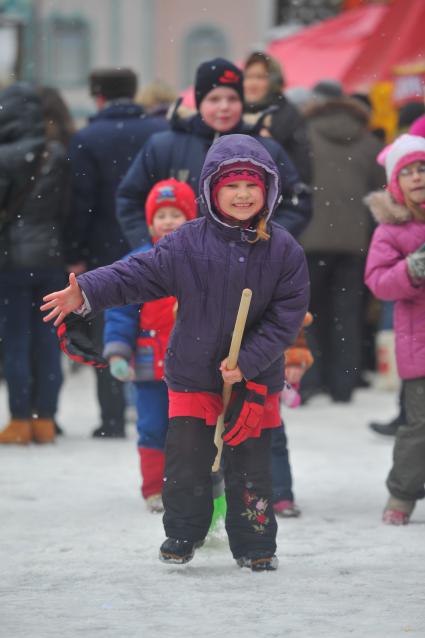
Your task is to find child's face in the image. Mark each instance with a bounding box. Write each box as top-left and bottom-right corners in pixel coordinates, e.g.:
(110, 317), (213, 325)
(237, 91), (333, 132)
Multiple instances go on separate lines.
(244, 62), (270, 104)
(199, 87), (242, 133)
(151, 206), (187, 239)
(398, 161), (425, 205)
(216, 180), (265, 221)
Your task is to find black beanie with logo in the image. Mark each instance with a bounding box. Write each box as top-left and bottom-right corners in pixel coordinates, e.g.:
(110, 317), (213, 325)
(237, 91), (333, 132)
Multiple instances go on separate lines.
(194, 58), (243, 109)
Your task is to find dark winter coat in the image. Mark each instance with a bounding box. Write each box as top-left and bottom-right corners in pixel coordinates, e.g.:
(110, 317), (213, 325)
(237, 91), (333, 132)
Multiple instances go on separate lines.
(0, 83), (70, 270)
(244, 93), (312, 184)
(116, 107), (312, 249)
(299, 97), (385, 255)
(78, 134), (310, 394)
(66, 102), (168, 268)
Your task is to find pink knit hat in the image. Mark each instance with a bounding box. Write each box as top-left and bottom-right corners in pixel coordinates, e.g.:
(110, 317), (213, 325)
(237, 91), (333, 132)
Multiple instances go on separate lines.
(378, 134), (425, 204)
(211, 161), (266, 214)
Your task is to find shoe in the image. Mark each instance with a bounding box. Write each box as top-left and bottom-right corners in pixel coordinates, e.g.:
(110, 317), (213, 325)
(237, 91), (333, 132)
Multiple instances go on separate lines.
(92, 424), (125, 439)
(31, 418), (55, 443)
(0, 419), (32, 444)
(369, 414), (404, 436)
(54, 421), (64, 436)
(236, 552), (279, 572)
(159, 538), (204, 564)
(273, 499), (301, 518)
(383, 510), (410, 525)
(382, 496), (415, 526)
(146, 493), (164, 513)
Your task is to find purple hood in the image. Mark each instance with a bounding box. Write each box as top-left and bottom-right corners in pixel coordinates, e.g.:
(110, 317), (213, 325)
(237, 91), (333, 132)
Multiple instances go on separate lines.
(198, 134), (281, 241)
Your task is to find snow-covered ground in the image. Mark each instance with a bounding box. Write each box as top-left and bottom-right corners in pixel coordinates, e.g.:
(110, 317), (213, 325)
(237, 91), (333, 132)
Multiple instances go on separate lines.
(1, 367), (424, 638)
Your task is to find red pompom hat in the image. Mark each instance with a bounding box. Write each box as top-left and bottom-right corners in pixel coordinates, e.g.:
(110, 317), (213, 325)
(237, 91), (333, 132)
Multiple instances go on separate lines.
(145, 178), (197, 227)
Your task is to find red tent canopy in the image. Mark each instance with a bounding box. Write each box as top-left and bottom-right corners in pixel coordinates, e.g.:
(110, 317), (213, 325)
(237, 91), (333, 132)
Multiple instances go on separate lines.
(267, 4), (387, 89)
(343, 0), (425, 92)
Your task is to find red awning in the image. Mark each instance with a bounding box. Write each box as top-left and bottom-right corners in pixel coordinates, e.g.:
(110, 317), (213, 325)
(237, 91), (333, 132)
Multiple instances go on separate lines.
(267, 4), (387, 89)
(343, 0), (425, 92)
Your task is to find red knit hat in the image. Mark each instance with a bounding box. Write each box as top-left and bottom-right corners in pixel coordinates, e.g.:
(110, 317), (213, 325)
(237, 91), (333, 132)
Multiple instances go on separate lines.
(145, 179), (197, 227)
(211, 161), (266, 214)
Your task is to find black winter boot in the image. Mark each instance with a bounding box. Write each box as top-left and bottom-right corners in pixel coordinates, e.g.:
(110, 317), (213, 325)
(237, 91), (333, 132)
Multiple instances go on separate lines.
(369, 413), (405, 436)
(159, 538), (204, 564)
(236, 551), (279, 572)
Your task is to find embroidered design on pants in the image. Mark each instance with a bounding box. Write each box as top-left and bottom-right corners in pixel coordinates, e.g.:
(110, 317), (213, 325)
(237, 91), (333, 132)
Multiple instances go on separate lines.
(241, 490), (270, 533)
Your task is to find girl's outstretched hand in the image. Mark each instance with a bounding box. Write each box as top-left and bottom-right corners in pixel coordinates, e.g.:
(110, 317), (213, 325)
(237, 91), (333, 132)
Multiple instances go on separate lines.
(40, 273), (84, 326)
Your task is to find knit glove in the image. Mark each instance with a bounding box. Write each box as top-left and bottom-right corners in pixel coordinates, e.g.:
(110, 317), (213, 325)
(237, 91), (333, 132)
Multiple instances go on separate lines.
(109, 357), (134, 382)
(407, 243), (425, 280)
(57, 314), (108, 368)
(223, 381), (267, 446)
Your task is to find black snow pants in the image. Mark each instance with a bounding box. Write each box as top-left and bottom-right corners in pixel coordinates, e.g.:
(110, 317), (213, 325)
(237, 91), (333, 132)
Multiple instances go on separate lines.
(162, 417), (278, 559)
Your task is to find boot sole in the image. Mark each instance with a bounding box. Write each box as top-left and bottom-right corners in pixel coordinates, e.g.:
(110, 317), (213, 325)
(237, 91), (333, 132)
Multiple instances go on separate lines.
(236, 555), (279, 571)
(159, 540), (204, 565)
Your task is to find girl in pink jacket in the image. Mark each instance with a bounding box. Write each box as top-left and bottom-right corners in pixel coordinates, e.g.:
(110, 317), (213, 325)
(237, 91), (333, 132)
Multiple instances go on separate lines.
(365, 134), (425, 525)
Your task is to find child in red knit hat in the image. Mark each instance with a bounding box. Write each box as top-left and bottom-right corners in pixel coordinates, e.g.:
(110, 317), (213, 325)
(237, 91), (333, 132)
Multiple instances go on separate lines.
(103, 178), (196, 512)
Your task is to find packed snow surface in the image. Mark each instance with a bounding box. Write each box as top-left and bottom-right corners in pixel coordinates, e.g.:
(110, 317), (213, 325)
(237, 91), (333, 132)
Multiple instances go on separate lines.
(1, 367), (424, 638)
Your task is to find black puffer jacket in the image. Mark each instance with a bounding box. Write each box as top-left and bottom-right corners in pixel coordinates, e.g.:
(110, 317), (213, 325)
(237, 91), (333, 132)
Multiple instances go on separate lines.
(117, 105), (312, 249)
(244, 94), (312, 185)
(0, 83), (70, 270)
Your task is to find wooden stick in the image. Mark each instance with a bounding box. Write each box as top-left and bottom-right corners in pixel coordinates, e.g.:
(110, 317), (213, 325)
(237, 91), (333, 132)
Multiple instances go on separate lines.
(212, 288), (252, 472)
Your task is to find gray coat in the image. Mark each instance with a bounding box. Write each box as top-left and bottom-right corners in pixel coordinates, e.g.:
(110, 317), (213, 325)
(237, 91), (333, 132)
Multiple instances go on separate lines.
(300, 98), (385, 255)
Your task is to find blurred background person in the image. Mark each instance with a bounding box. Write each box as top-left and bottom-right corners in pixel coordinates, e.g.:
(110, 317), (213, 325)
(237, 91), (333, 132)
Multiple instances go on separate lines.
(0, 83), (70, 444)
(137, 80), (177, 119)
(65, 68), (168, 439)
(243, 51), (312, 185)
(299, 81), (385, 404)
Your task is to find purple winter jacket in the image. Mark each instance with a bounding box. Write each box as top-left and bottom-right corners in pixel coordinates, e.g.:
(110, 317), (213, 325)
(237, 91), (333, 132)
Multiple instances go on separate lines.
(77, 134), (310, 393)
(365, 190), (425, 380)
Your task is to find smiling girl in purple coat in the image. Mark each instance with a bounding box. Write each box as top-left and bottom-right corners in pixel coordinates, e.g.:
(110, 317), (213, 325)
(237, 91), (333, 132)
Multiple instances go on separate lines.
(41, 134), (309, 571)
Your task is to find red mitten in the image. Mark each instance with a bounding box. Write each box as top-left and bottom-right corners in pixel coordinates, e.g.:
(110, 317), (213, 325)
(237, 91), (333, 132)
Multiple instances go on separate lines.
(223, 381), (267, 446)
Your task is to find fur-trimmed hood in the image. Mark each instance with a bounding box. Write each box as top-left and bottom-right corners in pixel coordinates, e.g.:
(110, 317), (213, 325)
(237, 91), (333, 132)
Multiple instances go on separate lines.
(364, 190), (412, 225)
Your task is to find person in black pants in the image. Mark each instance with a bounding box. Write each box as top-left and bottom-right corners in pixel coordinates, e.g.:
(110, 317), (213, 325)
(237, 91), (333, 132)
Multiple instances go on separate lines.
(66, 68), (168, 437)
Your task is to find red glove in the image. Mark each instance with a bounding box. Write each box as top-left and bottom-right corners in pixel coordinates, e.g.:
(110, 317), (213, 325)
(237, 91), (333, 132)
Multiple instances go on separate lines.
(57, 315), (108, 369)
(223, 381), (267, 446)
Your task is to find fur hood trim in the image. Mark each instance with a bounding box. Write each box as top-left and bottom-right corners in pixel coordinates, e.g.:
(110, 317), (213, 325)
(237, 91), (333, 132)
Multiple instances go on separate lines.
(364, 190), (412, 225)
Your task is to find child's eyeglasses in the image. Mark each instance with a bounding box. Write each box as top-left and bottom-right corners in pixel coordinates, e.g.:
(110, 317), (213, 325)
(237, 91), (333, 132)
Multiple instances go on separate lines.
(399, 163), (425, 178)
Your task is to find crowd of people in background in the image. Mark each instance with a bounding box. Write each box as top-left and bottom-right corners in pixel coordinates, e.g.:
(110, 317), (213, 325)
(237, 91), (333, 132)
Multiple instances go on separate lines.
(0, 50), (425, 548)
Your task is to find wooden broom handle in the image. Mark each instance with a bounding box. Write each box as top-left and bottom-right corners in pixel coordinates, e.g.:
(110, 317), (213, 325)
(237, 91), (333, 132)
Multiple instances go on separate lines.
(212, 288), (252, 472)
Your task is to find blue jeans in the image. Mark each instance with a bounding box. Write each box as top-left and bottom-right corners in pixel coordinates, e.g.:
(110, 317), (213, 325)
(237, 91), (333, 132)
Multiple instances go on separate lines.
(134, 380), (169, 449)
(271, 422), (294, 503)
(0, 269), (65, 419)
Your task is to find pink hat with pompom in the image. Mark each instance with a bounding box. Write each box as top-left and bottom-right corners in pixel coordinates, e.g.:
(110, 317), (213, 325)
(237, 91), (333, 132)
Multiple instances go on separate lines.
(378, 134), (425, 204)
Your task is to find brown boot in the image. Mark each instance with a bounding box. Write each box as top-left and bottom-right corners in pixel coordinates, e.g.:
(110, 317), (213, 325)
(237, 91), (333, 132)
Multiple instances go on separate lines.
(0, 419), (32, 444)
(31, 418), (55, 444)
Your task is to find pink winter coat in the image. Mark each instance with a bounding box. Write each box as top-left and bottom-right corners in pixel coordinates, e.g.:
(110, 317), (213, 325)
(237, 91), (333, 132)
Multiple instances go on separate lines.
(365, 191), (425, 380)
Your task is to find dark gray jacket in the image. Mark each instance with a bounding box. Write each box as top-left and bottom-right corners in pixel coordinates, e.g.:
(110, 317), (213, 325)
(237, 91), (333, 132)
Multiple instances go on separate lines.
(0, 83), (70, 270)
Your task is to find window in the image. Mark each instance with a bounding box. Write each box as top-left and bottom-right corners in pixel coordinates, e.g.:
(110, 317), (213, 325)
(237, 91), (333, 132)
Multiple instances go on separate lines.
(46, 15), (90, 87)
(182, 26), (227, 88)
(275, 0), (343, 26)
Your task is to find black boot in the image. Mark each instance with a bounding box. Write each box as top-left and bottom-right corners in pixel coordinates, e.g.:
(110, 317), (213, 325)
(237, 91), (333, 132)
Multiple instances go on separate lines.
(369, 413), (405, 436)
(236, 551), (279, 572)
(92, 423), (125, 439)
(159, 538), (204, 564)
